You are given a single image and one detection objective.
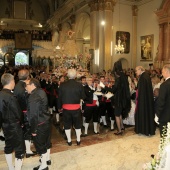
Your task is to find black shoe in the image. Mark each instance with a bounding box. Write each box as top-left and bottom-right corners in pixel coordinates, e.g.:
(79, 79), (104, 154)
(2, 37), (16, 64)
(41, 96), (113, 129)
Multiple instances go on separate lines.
(81, 134), (88, 137)
(33, 165), (48, 170)
(0, 136), (5, 141)
(121, 127), (125, 131)
(110, 128), (114, 131)
(114, 131), (123, 135)
(33, 165), (40, 170)
(67, 141), (72, 146)
(94, 132), (99, 134)
(103, 125), (109, 128)
(26, 151), (37, 158)
(76, 141), (81, 146)
(47, 160), (51, 165)
(39, 160), (51, 165)
(100, 122), (103, 126)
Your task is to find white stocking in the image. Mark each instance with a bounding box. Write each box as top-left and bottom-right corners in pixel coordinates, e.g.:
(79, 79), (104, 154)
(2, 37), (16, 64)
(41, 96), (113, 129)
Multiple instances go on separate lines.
(65, 129), (71, 142)
(75, 129), (81, 142)
(111, 120), (115, 130)
(93, 122), (98, 133)
(101, 116), (107, 125)
(46, 149), (51, 161)
(84, 123), (89, 135)
(15, 158), (23, 170)
(39, 153), (47, 170)
(25, 140), (33, 154)
(5, 154), (14, 170)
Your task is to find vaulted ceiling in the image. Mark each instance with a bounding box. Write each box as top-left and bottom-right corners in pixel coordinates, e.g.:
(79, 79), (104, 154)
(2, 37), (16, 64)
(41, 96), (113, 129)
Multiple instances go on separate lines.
(0, 0), (160, 30)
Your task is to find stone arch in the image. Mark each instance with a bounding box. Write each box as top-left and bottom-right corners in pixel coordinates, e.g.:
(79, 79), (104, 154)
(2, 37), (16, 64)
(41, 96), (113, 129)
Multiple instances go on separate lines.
(75, 12), (90, 39)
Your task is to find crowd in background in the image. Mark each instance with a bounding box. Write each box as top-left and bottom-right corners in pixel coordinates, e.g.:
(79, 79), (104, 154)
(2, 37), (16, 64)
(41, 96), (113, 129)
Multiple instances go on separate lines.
(0, 64), (164, 132)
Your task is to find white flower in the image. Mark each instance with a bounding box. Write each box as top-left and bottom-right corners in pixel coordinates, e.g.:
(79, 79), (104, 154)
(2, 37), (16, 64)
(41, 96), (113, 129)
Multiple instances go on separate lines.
(143, 122), (170, 170)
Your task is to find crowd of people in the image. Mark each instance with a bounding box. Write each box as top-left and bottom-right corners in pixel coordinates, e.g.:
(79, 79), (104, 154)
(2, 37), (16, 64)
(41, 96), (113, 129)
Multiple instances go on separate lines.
(0, 61), (170, 170)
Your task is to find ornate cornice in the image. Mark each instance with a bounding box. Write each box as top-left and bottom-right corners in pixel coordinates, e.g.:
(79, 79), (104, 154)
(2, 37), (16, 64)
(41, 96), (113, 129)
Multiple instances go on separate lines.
(132, 5), (138, 16)
(155, 0), (170, 24)
(88, 1), (98, 12)
(104, 0), (116, 11)
(89, 0), (116, 12)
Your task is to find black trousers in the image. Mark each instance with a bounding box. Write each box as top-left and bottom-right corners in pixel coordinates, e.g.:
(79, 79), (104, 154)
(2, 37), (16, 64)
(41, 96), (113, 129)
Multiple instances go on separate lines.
(105, 102), (115, 120)
(23, 112), (32, 140)
(63, 109), (82, 130)
(33, 122), (51, 155)
(2, 122), (25, 159)
(84, 106), (99, 123)
(49, 95), (57, 108)
(99, 102), (106, 116)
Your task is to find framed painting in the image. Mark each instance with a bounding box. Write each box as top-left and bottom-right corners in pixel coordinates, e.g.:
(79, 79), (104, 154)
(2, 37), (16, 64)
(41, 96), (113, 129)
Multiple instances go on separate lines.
(115, 31), (130, 54)
(140, 34), (154, 61)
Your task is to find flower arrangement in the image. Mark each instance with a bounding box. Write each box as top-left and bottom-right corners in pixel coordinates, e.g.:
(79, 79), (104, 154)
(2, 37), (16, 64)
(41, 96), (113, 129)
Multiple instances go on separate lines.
(143, 123), (170, 170)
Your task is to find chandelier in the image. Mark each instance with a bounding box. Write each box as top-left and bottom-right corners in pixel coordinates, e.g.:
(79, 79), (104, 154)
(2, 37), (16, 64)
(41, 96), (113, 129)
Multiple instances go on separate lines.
(115, 37), (124, 54)
(115, 0), (124, 54)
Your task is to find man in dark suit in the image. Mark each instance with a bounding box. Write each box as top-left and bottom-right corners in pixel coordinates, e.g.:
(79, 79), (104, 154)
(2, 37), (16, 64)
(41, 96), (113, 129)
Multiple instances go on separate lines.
(14, 69), (36, 158)
(26, 78), (51, 170)
(0, 73), (25, 170)
(58, 69), (86, 146)
(156, 64), (170, 137)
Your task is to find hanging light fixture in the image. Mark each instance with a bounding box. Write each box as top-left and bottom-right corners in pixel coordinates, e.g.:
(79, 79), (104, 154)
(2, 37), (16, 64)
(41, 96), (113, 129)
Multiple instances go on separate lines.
(115, 0), (124, 54)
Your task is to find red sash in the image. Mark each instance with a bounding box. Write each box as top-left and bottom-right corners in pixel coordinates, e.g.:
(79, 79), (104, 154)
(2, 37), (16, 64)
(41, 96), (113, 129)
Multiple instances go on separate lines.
(86, 100), (97, 106)
(62, 104), (80, 110)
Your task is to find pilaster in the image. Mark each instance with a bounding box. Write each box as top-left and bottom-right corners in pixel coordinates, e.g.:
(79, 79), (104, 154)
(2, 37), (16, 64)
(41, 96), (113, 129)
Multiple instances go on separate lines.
(131, 5), (138, 68)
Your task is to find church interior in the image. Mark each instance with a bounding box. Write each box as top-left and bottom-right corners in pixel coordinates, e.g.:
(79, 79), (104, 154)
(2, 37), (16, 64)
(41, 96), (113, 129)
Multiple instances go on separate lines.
(0, 0), (170, 169)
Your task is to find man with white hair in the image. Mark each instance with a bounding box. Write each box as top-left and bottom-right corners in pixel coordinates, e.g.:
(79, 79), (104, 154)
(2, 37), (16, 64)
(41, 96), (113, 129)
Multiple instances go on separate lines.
(156, 64), (170, 137)
(58, 69), (86, 146)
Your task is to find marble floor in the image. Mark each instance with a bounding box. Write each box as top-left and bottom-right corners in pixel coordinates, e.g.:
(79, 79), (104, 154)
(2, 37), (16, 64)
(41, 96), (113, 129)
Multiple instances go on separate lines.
(0, 122), (160, 170)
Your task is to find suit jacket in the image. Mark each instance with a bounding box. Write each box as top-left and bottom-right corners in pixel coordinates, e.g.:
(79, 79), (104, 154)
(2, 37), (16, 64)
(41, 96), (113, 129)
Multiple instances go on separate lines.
(27, 88), (50, 133)
(0, 89), (22, 127)
(156, 78), (170, 123)
(13, 80), (28, 111)
(58, 79), (86, 109)
(84, 85), (95, 104)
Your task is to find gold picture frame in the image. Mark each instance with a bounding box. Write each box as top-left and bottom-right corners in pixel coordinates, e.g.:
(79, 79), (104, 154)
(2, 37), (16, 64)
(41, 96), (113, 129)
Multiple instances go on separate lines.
(140, 34), (154, 61)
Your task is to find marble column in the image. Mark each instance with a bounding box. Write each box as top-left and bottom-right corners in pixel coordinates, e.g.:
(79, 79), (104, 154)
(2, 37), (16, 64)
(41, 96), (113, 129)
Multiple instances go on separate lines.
(89, 1), (99, 73)
(165, 22), (170, 61)
(98, 1), (105, 72)
(131, 5), (138, 69)
(164, 23), (168, 63)
(89, 0), (115, 72)
(158, 24), (164, 63)
(103, 1), (114, 71)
